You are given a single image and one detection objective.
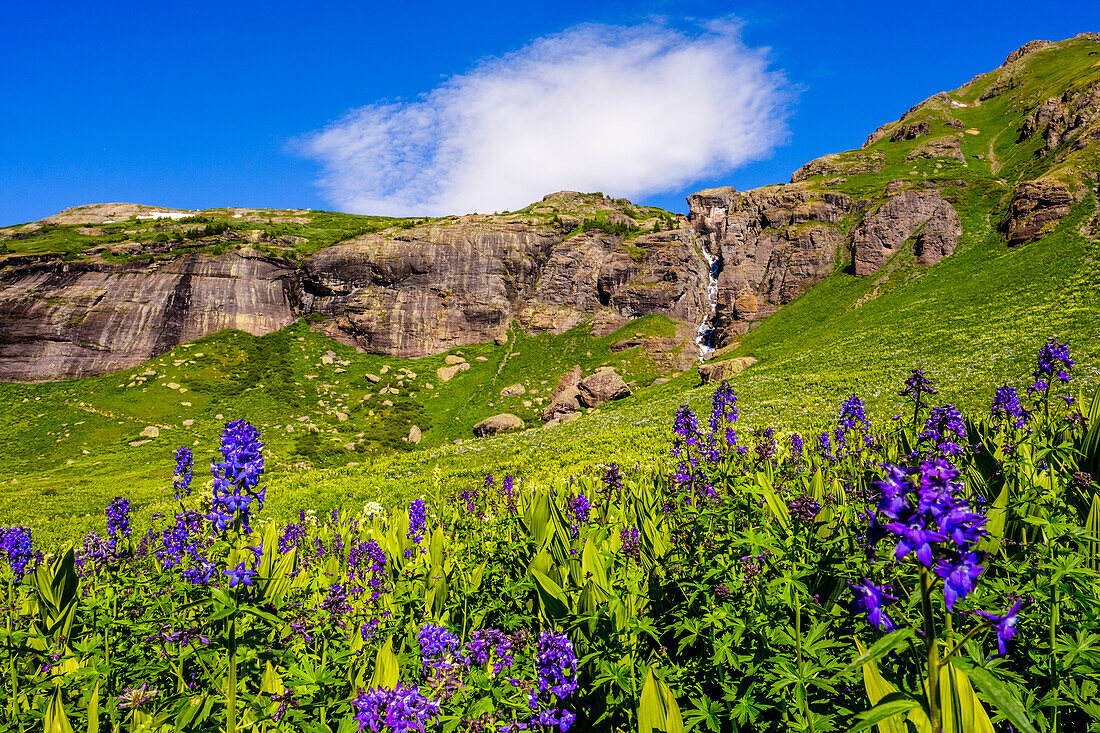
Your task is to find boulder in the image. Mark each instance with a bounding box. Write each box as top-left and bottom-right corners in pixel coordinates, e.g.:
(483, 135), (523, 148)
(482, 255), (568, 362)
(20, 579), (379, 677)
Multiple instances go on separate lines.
(408, 425), (422, 444)
(473, 413), (525, 437)
(445, 355), (466, 365)
(500, 383), (526, 397)
(577, 367), (631, 407)
(436, 362), (471, 382)
(365, 373), (380, 383)
(140, 425), (159, 439)
(890, 120), (932, 142)
(541, 366), (584, 420)
(699, 356), (757, 383)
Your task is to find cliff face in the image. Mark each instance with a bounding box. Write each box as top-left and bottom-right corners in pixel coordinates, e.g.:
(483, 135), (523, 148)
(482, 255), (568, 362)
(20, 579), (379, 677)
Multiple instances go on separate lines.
(0, 196), (711, 380)
(0, 250), (298, 381)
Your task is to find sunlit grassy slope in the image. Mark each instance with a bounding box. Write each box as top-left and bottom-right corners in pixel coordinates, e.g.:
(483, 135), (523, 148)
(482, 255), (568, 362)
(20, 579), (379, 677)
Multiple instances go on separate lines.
(3, 36), (1099, 547)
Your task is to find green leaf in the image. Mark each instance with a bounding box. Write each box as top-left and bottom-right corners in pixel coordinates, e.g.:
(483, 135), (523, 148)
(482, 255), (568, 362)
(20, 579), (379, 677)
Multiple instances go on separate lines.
(831, 630), (914, 682)
(370, 637), (400, 690)
(964, 665), (1038, 733)
(528, 566), (569, 622)
(935, 659), (994, 733)
(638, 667), (684, 733)
(45, 686), (75, 733)
(86, 680), (99, 733)
(850, 693), (922, 733)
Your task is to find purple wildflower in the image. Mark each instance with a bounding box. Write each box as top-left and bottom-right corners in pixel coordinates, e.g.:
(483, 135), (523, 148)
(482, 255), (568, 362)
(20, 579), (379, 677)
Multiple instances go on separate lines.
(173, 446), (194, 499)
(0, 526), (34, 581)
(975, 601), (1023, 656)
(106, 496), (132, 549)
(849, 578), (898, 632)
(407, 499), (427, 544)
(620, 527), (641, 560)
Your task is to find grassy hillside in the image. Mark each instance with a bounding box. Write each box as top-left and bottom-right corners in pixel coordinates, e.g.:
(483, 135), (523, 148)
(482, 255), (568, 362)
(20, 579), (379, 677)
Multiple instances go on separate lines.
(3, 36), (1099, 548)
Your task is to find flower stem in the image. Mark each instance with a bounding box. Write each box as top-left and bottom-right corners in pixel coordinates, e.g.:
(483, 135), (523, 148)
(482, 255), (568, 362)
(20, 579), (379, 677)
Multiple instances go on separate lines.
(920, 567), (941, 733)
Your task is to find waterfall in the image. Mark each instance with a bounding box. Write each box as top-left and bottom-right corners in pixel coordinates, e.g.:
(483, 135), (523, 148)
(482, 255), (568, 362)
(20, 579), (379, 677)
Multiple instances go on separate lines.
(696, 246), (720, 359)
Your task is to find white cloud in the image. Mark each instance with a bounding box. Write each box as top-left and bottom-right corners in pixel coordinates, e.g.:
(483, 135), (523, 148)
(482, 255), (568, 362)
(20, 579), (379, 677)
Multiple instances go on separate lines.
(299, 18), (791, 216)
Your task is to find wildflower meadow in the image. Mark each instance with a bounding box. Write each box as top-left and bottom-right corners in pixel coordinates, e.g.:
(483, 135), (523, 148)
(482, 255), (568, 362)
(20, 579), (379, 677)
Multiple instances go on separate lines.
(2, 339), (1100, 732)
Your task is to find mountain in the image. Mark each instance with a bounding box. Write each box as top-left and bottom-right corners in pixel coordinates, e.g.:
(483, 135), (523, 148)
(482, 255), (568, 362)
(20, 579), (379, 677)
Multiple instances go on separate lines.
(2, 34), (1099, 384)
(3, 34), (1100, 546)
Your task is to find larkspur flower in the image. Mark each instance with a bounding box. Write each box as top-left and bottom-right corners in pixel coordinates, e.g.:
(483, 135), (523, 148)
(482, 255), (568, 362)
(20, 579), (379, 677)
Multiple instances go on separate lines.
(208, 419), (265, 532)
(975, 601), (1023, 656)
(620, 527), (641, 560)
(271, 688), (300, 722)
(899, 367), (938, 405)
(106, 496), (132, 549)
(920, 404), (967, 457)
(536, 630), (578, 700)
(991, 385), (1030, 430)
(418, 623), (465, 673)
(407, 499), (427, 544)
(789, 432), (805, 470)
(320, 583), (352, 616)
(466, 628), (515, 673)
(788, 495), (821, 523)
(710, 381), (738, 432)
(566, 494), (590, 537)
(818, 432), (834, 463)
(173, 446), (194, 499)
(838, 395), (870, 434)
(672, 405), (700, 455)
(935, 552), (985, 611)
(601, 464), (623, 497)
(0, 526), (35, 581)
(117, 683), (158, 710)
(849, 578), (898, 632)
(224, 561), (256, 589)
(1030, 337), (1074, 394)
(353, 684), (439, 733)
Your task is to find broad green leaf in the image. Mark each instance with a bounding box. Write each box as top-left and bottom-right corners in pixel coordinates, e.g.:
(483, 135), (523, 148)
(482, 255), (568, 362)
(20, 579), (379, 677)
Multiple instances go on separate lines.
(1084, 493), (1100, 573)
(529, 567), (569, 621)
(831, 630), (914, 682)
(638, 667), (684, 733)
(937, 659), (994, 733)
(86, 680), (99, 733)
(45, 686), (75, 733)
(964, 665), (1038, 733)
(370, 637), (400, 690)
(850, 693), (922, 733)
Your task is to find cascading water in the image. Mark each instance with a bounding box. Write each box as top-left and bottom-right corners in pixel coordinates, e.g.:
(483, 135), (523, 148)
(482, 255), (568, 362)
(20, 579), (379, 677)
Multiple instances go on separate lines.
(696, 247), (721, 359)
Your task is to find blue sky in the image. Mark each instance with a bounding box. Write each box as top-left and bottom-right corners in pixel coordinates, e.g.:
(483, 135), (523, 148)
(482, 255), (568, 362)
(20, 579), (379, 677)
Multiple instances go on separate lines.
(2, 0), (1097, 224)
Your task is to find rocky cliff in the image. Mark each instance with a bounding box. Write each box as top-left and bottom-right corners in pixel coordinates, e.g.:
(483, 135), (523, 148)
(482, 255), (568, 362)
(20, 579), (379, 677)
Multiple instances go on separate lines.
(0, 194), (711, 380)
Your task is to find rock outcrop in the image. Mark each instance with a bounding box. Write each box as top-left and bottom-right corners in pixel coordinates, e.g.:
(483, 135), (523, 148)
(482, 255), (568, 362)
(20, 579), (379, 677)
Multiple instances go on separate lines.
(473, 413), (525, 437)
(1000, 179), (1075, 245)
(851, 191), (961, 276)
(0, 195), (711, 381)
(905, 136), (966, 163)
